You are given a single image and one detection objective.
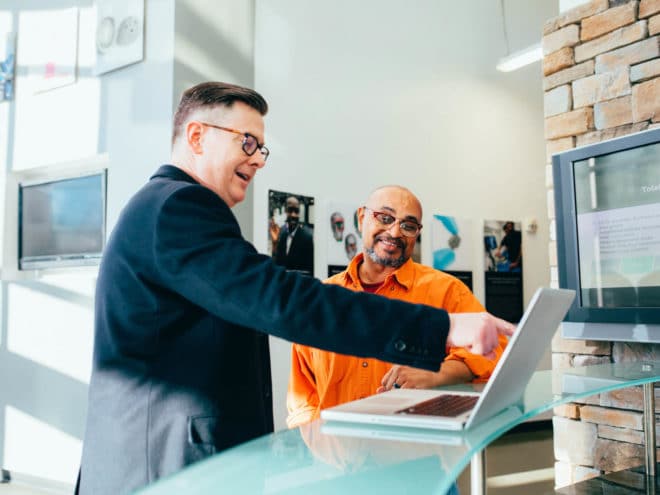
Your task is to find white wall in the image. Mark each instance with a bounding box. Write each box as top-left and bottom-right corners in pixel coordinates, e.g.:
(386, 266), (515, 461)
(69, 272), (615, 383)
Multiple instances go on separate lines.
(173, 0), (256, 239)
(253, 0), (557, 430)
(0, 0), (175, 484)
(560, 0), (590, 12)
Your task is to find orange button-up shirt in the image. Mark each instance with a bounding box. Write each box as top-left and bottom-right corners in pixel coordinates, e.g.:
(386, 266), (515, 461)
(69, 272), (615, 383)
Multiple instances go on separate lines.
(286, 254), (508, 428)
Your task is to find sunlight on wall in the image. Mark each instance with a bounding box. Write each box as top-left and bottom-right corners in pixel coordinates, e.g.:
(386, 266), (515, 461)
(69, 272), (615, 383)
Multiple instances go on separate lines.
(175, 34), (234, 85)
(0, 12), (12, 260)
(39, 270), (97, 297)
(559, 0), (590, 12)
(0, 11), (11, 40)
(0, 10), (11, 174)
(0, 101), (7, 173)
(177, 0), (254, 71)
(4, 405), (80, 484)
(7, 281), (93, 384)
(12, 7), (99, 170)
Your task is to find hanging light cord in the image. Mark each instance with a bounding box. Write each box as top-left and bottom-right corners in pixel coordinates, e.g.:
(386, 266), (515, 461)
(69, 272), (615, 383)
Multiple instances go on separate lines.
(500, 0), (511, 56)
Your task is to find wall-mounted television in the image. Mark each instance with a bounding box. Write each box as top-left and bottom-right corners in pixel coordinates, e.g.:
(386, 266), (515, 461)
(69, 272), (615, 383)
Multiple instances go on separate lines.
(553, 127), (660, 342)
(18, 170), (107, 270)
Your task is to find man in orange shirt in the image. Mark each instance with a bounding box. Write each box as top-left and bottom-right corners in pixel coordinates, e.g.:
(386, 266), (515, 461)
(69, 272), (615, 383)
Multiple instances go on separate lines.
(287, 185), (508, 428)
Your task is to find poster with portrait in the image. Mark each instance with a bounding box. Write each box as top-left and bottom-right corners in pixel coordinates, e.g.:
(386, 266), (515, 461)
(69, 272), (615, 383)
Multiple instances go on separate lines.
(326, 202), (362, 277)
(94, 0), (145, 75)
(18, 7), (78, 93)
(484, 219), (523, 322)
(268, 190), (314, 277)
(431, 215), (474, 290)
(0, 32), (16, 101)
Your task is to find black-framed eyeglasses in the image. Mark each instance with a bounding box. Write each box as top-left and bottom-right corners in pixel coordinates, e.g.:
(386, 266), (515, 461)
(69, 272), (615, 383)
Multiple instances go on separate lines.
(364, 207), (422, 238)
(200, 122), (270, 161)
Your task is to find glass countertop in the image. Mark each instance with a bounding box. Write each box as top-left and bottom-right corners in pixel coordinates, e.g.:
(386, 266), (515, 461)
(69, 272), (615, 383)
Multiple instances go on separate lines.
(138, 362), (660, 495)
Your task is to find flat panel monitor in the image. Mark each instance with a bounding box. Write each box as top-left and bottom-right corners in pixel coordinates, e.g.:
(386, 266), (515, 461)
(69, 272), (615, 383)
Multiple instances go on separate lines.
(553, 128), (660, 342)
(18, 170), (107, 270)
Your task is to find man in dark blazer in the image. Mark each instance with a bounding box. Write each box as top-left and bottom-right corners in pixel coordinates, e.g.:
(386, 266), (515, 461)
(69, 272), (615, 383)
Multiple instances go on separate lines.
(77, 82), (514, 494)
(272, 196), (314, 276)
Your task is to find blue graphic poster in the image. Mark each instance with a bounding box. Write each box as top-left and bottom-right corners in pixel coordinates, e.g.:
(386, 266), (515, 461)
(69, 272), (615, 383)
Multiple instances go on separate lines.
(431, 215), (473, 271)
(431, 215), (474, 290)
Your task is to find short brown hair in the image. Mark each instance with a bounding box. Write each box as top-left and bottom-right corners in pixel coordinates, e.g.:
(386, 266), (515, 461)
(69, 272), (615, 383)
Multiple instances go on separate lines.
(171, 81), (268, 145)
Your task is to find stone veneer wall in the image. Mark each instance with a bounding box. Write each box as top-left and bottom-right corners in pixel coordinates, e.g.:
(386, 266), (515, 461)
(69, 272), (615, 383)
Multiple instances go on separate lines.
(543, 0), (660, 488)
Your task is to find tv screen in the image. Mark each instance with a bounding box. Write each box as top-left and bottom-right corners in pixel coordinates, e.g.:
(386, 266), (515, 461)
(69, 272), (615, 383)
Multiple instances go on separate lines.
(553, 128), (660, 341)
(18, 170), (107, 270)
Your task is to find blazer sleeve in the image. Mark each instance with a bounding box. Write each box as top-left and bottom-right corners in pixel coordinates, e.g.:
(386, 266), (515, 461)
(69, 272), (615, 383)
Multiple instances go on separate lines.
(151, 185), (450, 370)
(440, 280), (507, 382)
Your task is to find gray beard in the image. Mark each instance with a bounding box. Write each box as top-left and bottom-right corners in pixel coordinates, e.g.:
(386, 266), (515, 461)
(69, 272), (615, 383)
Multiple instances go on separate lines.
(365, 246), (407, 268)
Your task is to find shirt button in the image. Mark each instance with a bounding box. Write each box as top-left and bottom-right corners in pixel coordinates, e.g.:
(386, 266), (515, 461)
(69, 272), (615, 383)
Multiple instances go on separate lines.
(390, 286), (395, 291)
(362, 361), (368, 367)
(394, 340), (406, 352)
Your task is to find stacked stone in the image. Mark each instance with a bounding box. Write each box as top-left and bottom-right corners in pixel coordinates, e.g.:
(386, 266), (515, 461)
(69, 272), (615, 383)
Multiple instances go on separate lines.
(543, 0), (660, 488)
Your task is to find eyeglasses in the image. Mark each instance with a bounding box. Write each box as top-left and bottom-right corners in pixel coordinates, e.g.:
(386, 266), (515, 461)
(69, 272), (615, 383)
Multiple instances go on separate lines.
(364, 207), (422, 237)
(200, 122), (270, 161)
(286, 206), (300, 214)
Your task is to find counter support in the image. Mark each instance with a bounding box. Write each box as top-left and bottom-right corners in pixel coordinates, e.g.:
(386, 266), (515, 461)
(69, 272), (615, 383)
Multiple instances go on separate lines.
(643, 381), (657, 478)
(470, 450), (486, 495)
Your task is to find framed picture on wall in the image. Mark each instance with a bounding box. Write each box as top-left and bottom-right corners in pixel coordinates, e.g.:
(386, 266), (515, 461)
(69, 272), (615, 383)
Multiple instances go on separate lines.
(18, 7), (78, 94)
(431, 214), (475, 290)
(326, 201), (362, 275)
(484, 219), (523, 322)
(0, 32), (16, 101)
(268, 190), (315, 278)
(94, 0), (145, 75)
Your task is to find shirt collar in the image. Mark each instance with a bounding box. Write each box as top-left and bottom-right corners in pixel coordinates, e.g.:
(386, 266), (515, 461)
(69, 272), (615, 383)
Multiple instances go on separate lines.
(150, 164), (198, 184)
(343, 253), (415, 290)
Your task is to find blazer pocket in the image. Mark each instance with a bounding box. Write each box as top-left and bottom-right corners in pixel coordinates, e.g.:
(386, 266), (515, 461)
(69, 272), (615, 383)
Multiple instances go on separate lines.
(187, 415), (218, 459)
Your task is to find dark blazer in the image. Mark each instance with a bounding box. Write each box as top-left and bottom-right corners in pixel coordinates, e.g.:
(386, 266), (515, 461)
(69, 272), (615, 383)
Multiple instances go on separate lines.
(78, 165), (450, 494)
(274, 224), (314, 276)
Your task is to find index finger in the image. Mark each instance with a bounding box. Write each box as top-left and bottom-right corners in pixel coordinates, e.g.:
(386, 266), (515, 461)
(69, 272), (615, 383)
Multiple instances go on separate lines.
(493, 316), (516, 337)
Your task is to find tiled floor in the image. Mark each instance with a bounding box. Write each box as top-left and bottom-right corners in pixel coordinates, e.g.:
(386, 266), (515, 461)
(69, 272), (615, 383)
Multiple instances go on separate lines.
(0, 485), (65, 495)
(0, 471), (71, 495)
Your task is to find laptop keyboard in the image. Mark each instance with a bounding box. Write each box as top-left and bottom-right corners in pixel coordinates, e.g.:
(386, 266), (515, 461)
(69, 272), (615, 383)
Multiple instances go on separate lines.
(395, 394), (479, 417)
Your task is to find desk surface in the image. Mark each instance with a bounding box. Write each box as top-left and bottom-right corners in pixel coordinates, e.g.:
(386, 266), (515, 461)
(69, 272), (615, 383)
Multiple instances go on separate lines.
(138, 362), (660, 495)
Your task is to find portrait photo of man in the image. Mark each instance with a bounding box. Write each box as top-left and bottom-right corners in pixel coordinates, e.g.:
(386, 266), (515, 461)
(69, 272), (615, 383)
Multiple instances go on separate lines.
(330, 211), (345, 242)
(344, 233), (358, 260)
(327, 202), (363, 276)
(269, 190), (315, 277)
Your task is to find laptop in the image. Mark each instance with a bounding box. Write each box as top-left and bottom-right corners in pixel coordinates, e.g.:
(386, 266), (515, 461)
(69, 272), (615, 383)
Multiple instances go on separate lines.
(321, 405), (524, 446)
(321, 287), (575, 431)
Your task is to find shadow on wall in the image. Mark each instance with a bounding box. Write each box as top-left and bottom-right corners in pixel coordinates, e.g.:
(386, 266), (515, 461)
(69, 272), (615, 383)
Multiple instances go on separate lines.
(0, 280), (91, 484)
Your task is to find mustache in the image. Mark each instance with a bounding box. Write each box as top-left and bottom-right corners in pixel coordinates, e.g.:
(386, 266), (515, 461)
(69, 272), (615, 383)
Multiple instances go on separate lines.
(375, 234), (405, 249)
